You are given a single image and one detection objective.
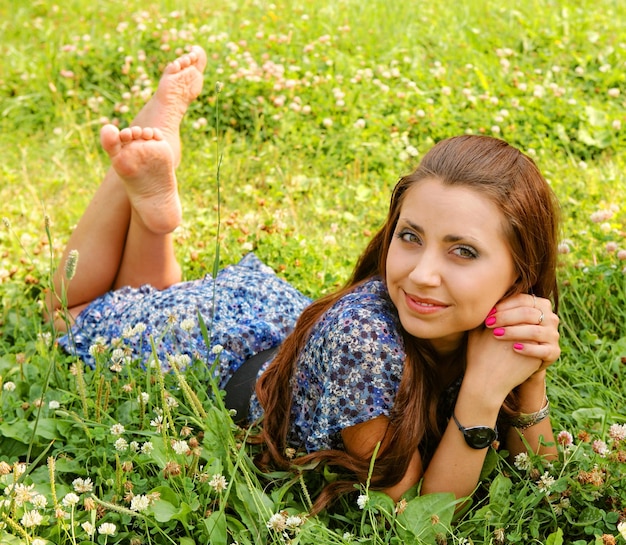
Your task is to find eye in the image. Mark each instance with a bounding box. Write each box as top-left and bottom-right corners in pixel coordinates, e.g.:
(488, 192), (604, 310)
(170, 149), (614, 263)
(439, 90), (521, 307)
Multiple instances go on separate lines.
(396, 230), (421, 244)
(452, 245), (479, 259)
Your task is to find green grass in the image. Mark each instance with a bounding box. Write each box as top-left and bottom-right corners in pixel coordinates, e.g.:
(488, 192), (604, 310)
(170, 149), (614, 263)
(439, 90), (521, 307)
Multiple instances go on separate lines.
(1, 0), (626, 543)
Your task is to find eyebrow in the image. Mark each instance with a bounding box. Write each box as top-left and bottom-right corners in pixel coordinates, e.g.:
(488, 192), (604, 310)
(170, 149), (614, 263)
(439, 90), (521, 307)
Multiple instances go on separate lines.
(398, 218), (480, 243)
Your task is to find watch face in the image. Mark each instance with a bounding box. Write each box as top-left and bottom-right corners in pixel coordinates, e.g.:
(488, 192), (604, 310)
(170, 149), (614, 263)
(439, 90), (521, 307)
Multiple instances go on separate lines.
(464, 426), (497, 449)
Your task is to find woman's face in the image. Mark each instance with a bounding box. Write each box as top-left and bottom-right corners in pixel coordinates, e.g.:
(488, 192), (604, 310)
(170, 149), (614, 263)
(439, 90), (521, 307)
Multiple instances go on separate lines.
(385, 178), (518, 355)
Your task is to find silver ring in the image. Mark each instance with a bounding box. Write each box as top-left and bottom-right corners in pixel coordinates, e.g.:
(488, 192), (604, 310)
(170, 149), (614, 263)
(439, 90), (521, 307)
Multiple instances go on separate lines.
(537, 309), (544, 324)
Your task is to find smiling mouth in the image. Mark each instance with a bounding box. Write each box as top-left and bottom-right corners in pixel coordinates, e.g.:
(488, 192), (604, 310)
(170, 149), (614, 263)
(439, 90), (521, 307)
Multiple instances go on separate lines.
(404, 291), (448, 314)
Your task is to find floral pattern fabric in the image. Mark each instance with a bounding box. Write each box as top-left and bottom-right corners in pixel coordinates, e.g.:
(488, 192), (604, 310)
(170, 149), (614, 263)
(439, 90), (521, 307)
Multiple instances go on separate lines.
(60, 254), (412, 453)
(58, 253), (311, 389)
(250, 278), (407, 453)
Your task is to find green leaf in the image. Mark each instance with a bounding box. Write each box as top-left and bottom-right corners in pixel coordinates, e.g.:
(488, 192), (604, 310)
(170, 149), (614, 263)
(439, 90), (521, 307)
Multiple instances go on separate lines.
(545, 528), (563, 545)
(488, 473), (513, 513)
(396, 493), (456, 543)
(204, 510), (228, 545)
(367, 490), (396, 514)
(575, 506), (604, 526)
(150, 499), (178, 523)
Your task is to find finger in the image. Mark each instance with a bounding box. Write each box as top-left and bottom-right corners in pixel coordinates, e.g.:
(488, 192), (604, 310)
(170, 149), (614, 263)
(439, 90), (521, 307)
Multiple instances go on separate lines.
(486, 305), (559, 329)
(491, 320), (560, 344)
(493, 294), (553, 314)
(512, 341), (561, 365)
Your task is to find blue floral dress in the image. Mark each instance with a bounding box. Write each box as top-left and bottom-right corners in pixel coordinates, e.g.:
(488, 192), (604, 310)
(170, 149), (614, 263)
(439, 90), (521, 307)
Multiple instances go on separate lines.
(59, 254), (410, 453)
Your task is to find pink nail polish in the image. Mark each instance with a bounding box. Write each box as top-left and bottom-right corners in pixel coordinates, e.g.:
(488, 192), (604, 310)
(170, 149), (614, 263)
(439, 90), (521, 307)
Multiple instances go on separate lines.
(485, 316), (497, 326)
(513, 343), (524, 350)
(488, 307), (497, 316)
(493, 327), (505, 337)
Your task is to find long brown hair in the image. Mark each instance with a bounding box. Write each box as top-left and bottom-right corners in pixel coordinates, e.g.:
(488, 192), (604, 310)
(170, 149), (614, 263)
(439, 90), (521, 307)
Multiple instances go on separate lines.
(254, 135), (560, 511)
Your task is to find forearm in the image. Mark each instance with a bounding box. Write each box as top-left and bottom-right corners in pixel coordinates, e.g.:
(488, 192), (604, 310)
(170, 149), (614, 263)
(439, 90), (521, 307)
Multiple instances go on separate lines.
(506, 372), (557, 459)
(420, 389), (501, 498)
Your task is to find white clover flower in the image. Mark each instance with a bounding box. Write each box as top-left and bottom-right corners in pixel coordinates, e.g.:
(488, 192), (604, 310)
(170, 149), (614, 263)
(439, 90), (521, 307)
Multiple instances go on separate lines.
(150, 414), (165, 431)
(31, 494), (47, 508)
(3, 381), (16, 392)
(72, 477), (94, 493)
(557, 242), (571, 254)
(357, 494), (369, 509)
(211, 344), (224, 355)
(130, 441), (140, 452)
(168, 354), (191, 368)
(133, 322), (146, 334)
(592, 440), (609, 457)
(514, 452), (532, 471)
(618, 521), (626, 540)
(82, 521), (96, 536)
(266, 513), (287, 531)
(171, 440), (189, 455)
(165, 395), (179, 408)
(141, 441), (154, 454)
(20, 510), (43, 528)
(537, 471), (555, 493)
(48, 400), (61, 410)
(180, 318), (195, 332)
(209, 474), (228, 492)
(32, 539), (47, 545)
(556, 431), (574, 447)
(38, 332), (52, 346)
(609, 423), (626, 441)
(590, 209), (614, 223)
(11, 483), (36, 506)
(130, 494), (151, 512)
(137, 392), (150, 404)
(62, 492), (80, 507)
(111, 348), (126, 362)
(114, 438), (129, 452)
(110, 423), (125, 436)
(285, 515), (304, 529)
(98, 522), (117, 536)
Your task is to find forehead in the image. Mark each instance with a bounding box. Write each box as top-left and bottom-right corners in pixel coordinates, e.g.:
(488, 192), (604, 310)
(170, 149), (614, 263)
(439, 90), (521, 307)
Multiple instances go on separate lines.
(399, 178), (508, 236)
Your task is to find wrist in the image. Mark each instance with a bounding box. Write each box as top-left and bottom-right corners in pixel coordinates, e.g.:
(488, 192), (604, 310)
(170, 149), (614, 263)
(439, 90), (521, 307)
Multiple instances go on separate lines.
(457, 379), (507, 416)
(516, 374), (547, 413)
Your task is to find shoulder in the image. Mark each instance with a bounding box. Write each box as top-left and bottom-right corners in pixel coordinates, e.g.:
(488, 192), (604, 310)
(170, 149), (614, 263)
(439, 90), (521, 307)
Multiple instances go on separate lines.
(317, 278), (400, 335)
(307, 278), (405, 367)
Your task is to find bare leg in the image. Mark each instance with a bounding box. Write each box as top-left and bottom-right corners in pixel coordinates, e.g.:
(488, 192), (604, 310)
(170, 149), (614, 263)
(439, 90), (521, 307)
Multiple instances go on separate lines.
(47, 46), (207, 328)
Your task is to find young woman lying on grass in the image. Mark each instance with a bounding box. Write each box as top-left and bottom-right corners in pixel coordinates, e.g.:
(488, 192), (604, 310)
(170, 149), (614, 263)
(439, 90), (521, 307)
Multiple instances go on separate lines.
(47, 45), (560, 512)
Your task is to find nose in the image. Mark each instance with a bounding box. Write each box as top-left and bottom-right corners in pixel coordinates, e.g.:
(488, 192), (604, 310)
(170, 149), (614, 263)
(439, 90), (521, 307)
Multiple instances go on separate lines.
(407, 250), (442, 287)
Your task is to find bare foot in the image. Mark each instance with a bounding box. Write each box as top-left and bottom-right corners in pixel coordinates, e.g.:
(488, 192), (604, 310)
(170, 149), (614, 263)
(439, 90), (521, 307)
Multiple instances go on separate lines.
(129, 45), (207, 167)
(100, 124), (181, 234)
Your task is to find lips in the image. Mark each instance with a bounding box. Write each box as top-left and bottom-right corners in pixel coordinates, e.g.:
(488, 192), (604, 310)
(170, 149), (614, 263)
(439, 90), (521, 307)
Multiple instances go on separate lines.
(403, 290), (448, 315)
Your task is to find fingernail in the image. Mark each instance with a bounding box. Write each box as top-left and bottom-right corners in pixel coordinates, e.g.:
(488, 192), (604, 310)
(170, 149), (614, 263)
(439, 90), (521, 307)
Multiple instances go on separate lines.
(493, 327), (505, 337)
(485, 316), (497, 326)
(488, 307), (497, 316)
(513, 343), (524, 350)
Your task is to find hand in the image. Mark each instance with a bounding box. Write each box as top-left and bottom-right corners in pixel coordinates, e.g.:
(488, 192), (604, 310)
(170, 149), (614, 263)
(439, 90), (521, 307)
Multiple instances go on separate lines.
(485, 293), (560, 371)
(465, 293), (559, 400)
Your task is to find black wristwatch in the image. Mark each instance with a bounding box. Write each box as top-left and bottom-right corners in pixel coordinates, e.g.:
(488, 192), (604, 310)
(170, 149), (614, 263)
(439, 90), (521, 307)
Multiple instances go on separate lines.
(452, 413), (498, 449)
